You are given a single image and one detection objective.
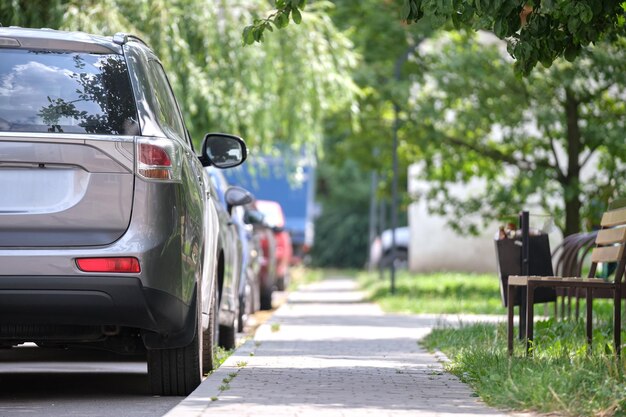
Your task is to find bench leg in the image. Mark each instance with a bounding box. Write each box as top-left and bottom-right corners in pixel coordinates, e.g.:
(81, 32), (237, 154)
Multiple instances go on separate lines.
(519, 287), (526, 340)
(586, 288), (593, 352)
(508, 284), (514, 356)
(615, 285), (621, 357)
(526, 283), (534, 356)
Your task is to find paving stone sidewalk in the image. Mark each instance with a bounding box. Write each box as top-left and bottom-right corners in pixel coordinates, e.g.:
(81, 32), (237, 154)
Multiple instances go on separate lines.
(165, 277), (526, 417)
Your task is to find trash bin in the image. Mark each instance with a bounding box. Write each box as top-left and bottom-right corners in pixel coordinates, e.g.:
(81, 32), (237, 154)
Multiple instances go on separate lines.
(495, 233), (557, 307)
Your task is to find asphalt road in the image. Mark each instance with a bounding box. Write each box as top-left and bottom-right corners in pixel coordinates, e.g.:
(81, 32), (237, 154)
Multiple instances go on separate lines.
(0, 344), (182, 417)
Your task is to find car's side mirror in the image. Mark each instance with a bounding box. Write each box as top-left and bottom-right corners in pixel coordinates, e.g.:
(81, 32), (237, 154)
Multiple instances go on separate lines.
(225, 186), (254, 214)
(201, 133), (247, 168)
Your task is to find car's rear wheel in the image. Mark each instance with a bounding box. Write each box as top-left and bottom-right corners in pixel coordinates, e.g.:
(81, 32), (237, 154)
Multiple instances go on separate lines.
(147, 290), (203, 396)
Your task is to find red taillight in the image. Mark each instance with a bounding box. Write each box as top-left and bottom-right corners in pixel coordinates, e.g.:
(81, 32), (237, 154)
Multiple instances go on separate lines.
(139, 143), (171, 166)
(136, 140), (181, 181)
(76, 257), (141, 273)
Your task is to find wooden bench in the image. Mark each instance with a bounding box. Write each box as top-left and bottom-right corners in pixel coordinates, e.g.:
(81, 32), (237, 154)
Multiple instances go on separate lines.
(507, 204), (626, 356)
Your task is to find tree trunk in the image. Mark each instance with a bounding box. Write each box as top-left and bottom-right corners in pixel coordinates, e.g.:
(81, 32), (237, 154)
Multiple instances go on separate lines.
(563, 88), (582, 237)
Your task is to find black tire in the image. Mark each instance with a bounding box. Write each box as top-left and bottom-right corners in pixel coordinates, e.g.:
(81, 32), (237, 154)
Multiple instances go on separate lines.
(219, 301), (238, 350)
(380, 247), (408, 269)
(260, 284), (273, 311)
(147, 291), (202, 396)
(202, 283), (219, 373)
(219, 323), (236, 350)
(275, 275), (286, 291)
(237, 271), (255, 333)
(237, 294), (246, 333)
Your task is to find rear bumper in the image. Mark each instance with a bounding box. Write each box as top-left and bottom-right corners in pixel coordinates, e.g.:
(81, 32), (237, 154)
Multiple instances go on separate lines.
(0, 276), (193, 347)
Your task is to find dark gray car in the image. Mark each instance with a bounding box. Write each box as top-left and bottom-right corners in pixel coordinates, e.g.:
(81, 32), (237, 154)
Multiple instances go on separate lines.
(0, 27), (246, 396)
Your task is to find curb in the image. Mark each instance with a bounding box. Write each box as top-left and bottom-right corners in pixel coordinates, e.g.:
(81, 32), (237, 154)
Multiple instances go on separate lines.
(162, 338), (257, 417)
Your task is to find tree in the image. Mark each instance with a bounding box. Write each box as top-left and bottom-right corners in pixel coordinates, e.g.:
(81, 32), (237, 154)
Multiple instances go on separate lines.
(311, 137), (372, 268)
(244, 0), (625, 75)
(404, 31), (626, 236)
(1, 0), (358, 151)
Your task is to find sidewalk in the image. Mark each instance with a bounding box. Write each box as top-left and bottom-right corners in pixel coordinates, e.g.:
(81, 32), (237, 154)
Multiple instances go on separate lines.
(166, 277), (523, 417)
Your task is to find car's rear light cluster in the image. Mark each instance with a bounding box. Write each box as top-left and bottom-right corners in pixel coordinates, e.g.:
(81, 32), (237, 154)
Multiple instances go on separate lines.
(76, 257), (141, 273)
(136, 137), (182, 181)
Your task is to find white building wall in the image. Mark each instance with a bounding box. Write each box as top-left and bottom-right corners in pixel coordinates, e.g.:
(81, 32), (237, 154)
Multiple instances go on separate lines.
(408, 164), (498, 273)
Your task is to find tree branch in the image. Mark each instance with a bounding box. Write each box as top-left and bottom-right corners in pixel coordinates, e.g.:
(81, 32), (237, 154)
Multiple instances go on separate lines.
(546, 130), (566, 181)
(438, 133), (545, 170)
(580, 143), (602, 169)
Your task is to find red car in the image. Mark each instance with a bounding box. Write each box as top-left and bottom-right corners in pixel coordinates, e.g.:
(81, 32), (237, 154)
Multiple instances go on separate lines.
(256, 200), (293, 291)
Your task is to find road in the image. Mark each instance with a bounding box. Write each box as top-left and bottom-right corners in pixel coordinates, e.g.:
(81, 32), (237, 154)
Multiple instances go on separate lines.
(0, 344), (182, 417)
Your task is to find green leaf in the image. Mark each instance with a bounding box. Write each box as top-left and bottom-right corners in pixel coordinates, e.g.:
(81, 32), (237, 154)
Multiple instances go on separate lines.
(564, 44), (579, 62)
(253, 27), (263, 42)
(494, 18), (508, 38)
(567, 16), (580, 34)
(401, 0), (411, 20)
(242, 26), (255, 45)
(541, 0), (555, 12)
(275, 11), (290, 28)
(292, 7), (302, 24)
(579, 4), (593, 24)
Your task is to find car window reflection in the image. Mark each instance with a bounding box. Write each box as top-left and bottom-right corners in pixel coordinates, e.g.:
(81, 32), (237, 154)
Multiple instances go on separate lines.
(0, 50), (138, 135)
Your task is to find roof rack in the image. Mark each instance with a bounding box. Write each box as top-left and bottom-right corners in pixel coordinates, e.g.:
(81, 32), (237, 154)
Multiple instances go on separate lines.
(112, 32), (148, 46)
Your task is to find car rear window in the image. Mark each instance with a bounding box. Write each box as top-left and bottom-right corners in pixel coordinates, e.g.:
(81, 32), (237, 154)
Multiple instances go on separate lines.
(0, 49), (138, 135)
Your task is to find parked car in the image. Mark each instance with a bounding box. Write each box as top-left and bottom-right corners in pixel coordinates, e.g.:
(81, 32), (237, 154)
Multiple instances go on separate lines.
(229, 193), (261, 331)
(205, 167), (254, 345)
(0, 27), (247, 396)
(369, 227), (409, 269)
(244, 203), (277, 310)
(255, 200), (293, 291)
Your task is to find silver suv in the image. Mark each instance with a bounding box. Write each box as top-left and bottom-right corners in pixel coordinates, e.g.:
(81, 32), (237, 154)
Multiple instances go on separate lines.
(0, 27), (247, 396)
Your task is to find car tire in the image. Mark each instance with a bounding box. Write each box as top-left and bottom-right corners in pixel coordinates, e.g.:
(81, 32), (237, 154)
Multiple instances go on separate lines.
(219, 302), (238, 350)
(202, 283), (219, 373)
(275, 275), (287, 291)
(259, 284), (273, 311)
(380, 247), (408, 269)
(219, 323), (236, 350)
(147, 290), (202, 396)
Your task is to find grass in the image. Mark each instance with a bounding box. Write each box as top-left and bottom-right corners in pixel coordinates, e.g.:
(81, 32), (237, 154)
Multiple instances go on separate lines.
(358, 270), (507, 314)
(422, 315), (626, 416)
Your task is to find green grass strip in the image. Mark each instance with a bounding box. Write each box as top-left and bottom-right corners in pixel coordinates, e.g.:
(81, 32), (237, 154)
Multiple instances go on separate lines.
(422, 320), (626, 416)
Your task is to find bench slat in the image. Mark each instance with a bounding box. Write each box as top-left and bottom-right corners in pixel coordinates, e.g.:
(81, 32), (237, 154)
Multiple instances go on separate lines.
(508, 275), (607, 285)
(596, 228), (626, 245)
(601, 207), (626, 227)
(591, 245), (624, 263)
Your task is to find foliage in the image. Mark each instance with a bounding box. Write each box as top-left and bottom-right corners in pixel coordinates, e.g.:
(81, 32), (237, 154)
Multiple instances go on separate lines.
(248, 0), (626, 75)
(405, 31), (626, 236)
(358, 270), (508, 314)
(0, 0), (358, 151)
(422, 318), (626, 416)
(310, 154), (371, 268)
(402, 0), (626, 75)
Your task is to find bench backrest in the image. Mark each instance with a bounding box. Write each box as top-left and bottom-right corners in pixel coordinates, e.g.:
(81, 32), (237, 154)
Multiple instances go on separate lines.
(589, 206), (626, 283)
